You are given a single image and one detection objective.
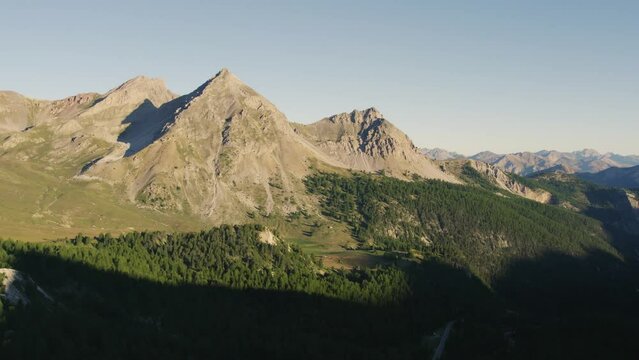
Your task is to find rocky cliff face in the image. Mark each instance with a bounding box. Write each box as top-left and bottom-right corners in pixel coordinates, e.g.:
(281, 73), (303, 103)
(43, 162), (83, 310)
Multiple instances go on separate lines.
(627, 191), (639, 218)
(421, 148), (465, 161)
(467, 160), (552, 203)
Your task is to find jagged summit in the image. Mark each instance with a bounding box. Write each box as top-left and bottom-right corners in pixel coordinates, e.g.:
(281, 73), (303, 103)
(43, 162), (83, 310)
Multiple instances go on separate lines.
(93, 75), (175, 109)
(326, 107), (383, 124)
(215, 67), (231, 77)
(197, 68), (250, 92)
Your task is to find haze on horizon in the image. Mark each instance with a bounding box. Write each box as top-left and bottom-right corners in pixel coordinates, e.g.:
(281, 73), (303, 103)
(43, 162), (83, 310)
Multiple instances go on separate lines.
(1, 0), (637, 155)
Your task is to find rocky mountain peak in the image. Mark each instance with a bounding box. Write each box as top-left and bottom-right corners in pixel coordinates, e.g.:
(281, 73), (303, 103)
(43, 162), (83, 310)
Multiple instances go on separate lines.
(328, 107), (383, 125)
(422, 148), (465, 161)
(574, 148), (601, 158)
(184, 68), (276, 115)
(295, 108), (459, 182)
(199, 68), (250, 93)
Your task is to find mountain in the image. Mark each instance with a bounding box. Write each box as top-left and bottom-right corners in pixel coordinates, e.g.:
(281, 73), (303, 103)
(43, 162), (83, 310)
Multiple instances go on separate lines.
(292, 108), (458, 182)
(469, 149), (639, 175)
(0, 68), (457, 239)
(83, 69), (335, 219)
(421, 148), (465, 161)
(579, 165), (639, 189)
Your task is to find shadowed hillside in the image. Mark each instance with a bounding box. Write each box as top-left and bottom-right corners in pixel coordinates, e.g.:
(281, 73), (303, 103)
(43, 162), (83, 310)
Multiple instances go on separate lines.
(1, 228), (638, 359)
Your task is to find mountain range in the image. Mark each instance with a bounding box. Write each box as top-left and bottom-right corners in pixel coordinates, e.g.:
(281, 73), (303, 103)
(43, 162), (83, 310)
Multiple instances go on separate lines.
(578, 164), (639, 189)
(0, 69), (457, 240)
(422, 148), (639, 175)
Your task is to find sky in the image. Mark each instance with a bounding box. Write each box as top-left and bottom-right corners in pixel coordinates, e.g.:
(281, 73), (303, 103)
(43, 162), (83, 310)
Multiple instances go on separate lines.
(1, 0), (638, 155)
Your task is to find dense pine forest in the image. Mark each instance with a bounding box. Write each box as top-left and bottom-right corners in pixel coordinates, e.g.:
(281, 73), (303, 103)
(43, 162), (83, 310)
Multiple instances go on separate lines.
(305, 172), (617, 279)
(1, 173), (639, 359)
(0, 225), (495, 359)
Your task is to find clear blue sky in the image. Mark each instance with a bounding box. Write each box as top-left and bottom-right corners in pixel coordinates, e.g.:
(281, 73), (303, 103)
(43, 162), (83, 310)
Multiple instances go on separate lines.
(2, 0), (638, 155)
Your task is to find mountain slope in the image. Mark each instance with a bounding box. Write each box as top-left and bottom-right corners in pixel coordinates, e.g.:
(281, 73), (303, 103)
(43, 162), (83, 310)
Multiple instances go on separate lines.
(84, 69), (343, 219)
(579, 165), (639, 189)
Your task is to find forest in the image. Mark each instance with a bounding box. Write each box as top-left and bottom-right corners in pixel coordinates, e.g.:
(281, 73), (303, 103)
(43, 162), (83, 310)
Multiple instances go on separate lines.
(304, 172), (617, 279)
(1, 173), (639, 359)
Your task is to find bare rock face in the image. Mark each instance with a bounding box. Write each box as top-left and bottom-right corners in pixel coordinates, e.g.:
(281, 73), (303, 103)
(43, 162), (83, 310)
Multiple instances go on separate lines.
(293, 108), (459, 182)
(258, 229), (278, 245)
(469, 160), (552, 203)
(627, 192), (639, 210)
(422, 148), (465, 161)
(626, 192), (639, 226)
(443, 159), (552, 203)
(0, 268), (54, 305)
(85, 76), (175, 112)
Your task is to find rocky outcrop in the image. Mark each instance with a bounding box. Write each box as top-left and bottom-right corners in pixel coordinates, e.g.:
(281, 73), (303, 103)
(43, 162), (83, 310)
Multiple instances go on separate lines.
(471, 160), (552, 203)
(0, 268), (54, 305)
(421, 148), (465, 161)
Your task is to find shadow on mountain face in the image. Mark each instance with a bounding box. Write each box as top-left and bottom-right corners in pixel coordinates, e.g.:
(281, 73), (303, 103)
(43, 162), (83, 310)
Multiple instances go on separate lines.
(582, 188), (639, 256)
(117, 100), (163, 156)
(117, 78), (214, 157)
(2, 246), (639, 359)
(490, 249), (639, 360)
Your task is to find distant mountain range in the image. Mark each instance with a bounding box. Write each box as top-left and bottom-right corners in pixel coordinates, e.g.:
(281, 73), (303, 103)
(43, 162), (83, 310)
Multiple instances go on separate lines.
(420, 148), (465, 161)
(422, 148), (639, 176)
(579, 165), (639, 189)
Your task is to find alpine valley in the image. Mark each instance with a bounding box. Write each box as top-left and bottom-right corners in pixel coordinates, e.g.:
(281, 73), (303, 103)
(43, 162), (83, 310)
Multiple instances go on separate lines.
(1, 69), (638, 359)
